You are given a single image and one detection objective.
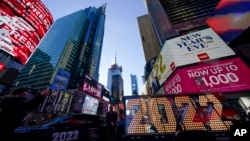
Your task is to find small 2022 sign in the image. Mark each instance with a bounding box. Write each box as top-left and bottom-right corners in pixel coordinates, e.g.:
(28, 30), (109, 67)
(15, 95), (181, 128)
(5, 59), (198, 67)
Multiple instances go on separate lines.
(52, 130), (79, 141)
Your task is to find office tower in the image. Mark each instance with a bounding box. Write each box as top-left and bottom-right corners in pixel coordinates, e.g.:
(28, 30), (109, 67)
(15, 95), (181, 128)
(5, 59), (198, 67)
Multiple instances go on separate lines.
(137, 14), (161, 63)
(138, 0), (220, 82)
(130, 74), (138, 96)
(107, 56), (123, 100)
(0, 0), (53, 93)
(143, 0), (220, 47)
(13, 4), (106, 90)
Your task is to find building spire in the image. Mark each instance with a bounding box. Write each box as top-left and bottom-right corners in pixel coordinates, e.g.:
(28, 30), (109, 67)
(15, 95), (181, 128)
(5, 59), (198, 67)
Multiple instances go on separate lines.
(115, 50), (117, 65)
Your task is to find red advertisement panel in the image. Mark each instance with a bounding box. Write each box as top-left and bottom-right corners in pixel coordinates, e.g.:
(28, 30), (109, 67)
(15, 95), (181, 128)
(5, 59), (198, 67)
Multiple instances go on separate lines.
(0, 0), (53, 64)
(2, 0), (53, 38)
(164, 57), (250, 94)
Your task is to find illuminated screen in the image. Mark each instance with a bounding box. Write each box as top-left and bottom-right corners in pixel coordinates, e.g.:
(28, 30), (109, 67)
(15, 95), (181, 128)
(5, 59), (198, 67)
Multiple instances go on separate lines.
(71, 93), (85, 113)
(81, 95), (99, 115)
(82, 75), (102, 99)
(0, 0), (53, 64)
(97, 102), (108, 116)
(125, 94), (235, 135)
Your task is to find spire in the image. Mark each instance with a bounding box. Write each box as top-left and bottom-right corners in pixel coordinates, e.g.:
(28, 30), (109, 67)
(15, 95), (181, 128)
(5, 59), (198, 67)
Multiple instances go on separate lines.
(115, 51), (117, 65)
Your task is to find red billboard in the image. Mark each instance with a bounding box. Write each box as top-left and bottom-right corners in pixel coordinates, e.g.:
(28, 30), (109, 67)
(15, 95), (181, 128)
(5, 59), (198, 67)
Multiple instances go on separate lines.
(0, 0), (53, 64)
(163, 57), (250, 94)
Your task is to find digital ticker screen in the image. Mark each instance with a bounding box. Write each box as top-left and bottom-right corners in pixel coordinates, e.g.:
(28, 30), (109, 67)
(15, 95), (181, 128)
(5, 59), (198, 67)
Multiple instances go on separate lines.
(125, 94), (237, 135)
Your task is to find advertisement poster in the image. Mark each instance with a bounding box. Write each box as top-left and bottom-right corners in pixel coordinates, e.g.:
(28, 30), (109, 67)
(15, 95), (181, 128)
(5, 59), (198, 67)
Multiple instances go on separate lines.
(164, 57), (250, 94)
(0, 1), (53, 64)
(70, 92), (85, 113)
(50, 68), (71, 91)
(166, 28), (235, 66)
(39, 90), (58, 113)
(82, 74), (102, 99)
(152, 28), (235, 86)
(81, 95), (99, 115)
(55, 91), (73, 113)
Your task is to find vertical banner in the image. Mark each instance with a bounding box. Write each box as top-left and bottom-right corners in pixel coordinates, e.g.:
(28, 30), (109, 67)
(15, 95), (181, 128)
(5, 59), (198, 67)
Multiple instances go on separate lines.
(71, 92), (85, 113)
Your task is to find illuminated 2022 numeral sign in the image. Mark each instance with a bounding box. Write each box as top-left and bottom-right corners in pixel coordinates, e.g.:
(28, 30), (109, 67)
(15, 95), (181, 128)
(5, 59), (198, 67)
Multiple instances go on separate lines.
(125, 95), (232, 134)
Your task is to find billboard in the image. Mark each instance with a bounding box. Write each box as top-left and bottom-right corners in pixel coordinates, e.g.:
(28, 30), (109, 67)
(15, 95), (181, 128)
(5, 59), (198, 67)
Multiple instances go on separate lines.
(81, 95), (99, 115)
(207, 0), (250, 43)
(163, 57), (250, 94)
(0, 0), (53, 64)
(82, 74), (102, 99)
(153, 28), (235, 86)
(50, 68), (71, 91)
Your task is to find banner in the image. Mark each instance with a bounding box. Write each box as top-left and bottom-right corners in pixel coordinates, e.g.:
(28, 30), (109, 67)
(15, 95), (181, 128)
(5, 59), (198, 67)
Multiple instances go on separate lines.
(50, 68), (71, 91)
(153, 28), (235, 86)
(164, 57), (250, 94)
(82, 74), (102, 99)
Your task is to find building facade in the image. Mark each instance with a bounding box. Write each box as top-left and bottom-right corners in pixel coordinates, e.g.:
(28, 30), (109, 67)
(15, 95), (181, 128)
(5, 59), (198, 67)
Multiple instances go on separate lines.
(144, 0), (220, 47)
(130, 74), (138, 96)
(139, 0), (221, 82)
(13, 4), (106, 90)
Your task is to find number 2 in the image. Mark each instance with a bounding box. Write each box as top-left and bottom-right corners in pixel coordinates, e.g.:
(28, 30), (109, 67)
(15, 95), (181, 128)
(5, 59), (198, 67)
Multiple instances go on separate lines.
(52, 130), (79, 141)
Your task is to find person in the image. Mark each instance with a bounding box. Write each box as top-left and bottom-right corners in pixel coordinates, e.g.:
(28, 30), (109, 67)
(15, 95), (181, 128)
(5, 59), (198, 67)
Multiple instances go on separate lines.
(246, 106), (250, 117)
(0, 88), (49, 141)
(106, 105), (117, 141)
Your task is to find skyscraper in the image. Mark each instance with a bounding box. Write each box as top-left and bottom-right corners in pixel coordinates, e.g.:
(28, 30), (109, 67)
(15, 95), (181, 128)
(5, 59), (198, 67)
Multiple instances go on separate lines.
(107, 55), (123, 100)
(13, 4), (106, 90)
(139, 0), (221, 81)
(137, 14), (161, 63)
(144, 0), (220, 47)
(130, 74), (138, 96)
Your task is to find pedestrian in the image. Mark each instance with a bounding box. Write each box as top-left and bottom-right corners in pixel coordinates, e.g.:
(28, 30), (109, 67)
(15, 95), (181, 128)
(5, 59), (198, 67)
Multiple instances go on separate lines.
(106, 104), (118, 141)
(0, 88), (49, 141)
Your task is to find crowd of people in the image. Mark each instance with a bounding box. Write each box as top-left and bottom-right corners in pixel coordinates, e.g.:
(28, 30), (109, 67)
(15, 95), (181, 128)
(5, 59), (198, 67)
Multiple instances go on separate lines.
(0, 88), (50, 141)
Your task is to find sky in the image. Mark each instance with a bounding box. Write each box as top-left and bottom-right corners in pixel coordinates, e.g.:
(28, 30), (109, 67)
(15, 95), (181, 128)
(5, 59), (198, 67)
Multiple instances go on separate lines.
(41, 0), (148, 96)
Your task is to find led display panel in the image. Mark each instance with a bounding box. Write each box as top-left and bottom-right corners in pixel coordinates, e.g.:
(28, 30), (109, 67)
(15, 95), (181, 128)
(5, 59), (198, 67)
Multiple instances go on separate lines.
(81, 95), (99, 115)
(82, 74), (102, 99)
(163, 57), (250, 94)
(153, 28), (235, 86)
(0, 0), (53, 64)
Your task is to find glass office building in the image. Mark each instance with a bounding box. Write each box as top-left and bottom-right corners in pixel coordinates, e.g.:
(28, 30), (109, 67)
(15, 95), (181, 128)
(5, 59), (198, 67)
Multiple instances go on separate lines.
(144, 0), (220, 47)
(13, 4), (106, 90)
(130, 74), (138, 96)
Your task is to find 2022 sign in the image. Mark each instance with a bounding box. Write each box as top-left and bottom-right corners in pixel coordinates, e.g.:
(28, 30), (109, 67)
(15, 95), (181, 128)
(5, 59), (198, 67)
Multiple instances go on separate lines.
(126, 95), (233, 134)
(52, 130), (79, 141)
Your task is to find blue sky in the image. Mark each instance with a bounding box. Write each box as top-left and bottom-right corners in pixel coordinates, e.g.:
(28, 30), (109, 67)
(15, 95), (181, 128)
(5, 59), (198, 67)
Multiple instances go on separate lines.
(41, 0), (148, 96)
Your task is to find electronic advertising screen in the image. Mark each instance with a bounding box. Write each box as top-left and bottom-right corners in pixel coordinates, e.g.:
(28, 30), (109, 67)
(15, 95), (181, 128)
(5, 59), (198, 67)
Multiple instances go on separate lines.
(82, 74), (102, 99)
(81, 95), (99, 115)
(70, 92), (85, 113)
(0, 0), (53, 64)
(54, 91), (73, 114)
(124, 94), (237, 135)
(50, 68), (71, 91)
(97, 102), (109, 116)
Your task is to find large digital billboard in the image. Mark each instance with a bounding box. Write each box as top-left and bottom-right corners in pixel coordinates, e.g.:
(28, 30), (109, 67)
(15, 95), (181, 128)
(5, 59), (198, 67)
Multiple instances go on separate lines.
(163, 57), (250, 94)
(0, 0), (53, 64)
(153, 28), (236, 86)
(207, 0), (250, 43)
(82, 74), (102, 99)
